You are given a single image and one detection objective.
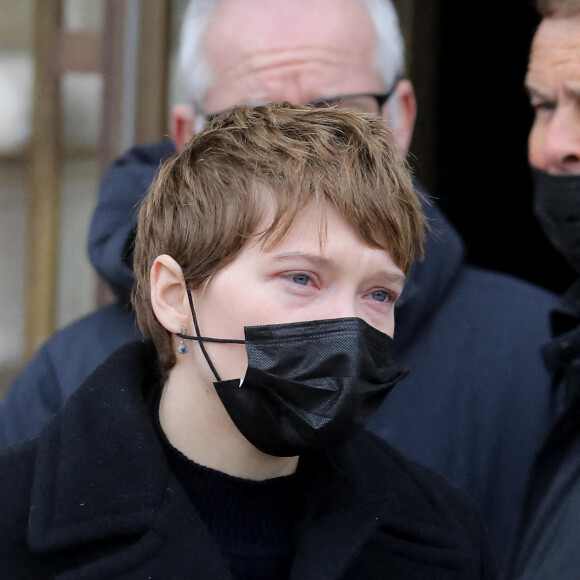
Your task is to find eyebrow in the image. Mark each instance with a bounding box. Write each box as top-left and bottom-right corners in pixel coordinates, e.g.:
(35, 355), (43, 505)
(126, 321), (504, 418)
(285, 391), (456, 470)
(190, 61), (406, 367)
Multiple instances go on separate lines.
(273, 252), (334, 267)
(272, 252), (407, 286)
(526, 84), (580, 102)
(525, 86), (549, 101)
(380, 270), (407, 287)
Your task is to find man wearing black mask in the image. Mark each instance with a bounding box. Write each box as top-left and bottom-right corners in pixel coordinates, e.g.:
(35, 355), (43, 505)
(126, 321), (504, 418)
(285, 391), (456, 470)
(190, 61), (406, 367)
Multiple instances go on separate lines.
(506, 1), (580, 578)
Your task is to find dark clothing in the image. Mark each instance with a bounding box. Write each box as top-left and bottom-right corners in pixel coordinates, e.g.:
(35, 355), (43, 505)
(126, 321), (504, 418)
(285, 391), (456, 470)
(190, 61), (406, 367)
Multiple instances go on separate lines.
(0, 340), (496, 579)
(0, 140), (557, 569)
(156, 403), (297, 579)
(0, 301), (143, 435)
(505, 281), (580, 580)
(88, 140), (175, 303)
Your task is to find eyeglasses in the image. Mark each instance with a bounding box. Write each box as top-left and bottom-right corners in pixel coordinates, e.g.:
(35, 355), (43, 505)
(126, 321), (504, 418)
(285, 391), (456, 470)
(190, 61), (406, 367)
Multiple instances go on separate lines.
(306, 90), (396, 115)
(203, 84), (398, 123)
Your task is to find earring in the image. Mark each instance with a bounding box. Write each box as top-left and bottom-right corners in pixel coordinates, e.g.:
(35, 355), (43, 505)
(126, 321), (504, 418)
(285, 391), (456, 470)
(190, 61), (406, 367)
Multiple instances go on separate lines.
(177, 327), (189, 355)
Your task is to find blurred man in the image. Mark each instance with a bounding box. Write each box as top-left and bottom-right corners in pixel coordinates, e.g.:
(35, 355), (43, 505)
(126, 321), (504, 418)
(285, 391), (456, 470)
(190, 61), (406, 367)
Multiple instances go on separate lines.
(506, 2), (580, 578)
(0, 0), (557, 567)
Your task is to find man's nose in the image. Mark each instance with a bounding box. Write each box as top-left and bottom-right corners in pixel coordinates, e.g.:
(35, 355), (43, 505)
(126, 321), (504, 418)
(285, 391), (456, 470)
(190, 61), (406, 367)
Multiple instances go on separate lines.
(543, 106), (580, 174)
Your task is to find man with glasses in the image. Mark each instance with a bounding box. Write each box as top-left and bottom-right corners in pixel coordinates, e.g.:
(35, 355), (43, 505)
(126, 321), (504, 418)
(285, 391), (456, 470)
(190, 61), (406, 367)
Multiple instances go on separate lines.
(0, 0), (557, 569)
(205, 93), (399, 122)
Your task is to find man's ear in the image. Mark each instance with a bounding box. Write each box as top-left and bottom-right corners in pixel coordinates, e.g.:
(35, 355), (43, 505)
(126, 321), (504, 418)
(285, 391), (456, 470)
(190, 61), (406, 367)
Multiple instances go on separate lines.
(170, 103), (197, 150)
(150, 254), (190, 333)
(383, 79), (417, 156)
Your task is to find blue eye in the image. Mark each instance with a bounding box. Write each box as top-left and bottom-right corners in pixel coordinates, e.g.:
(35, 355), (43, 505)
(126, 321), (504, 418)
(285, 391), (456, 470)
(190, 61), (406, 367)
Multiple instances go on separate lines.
(291, 274), (310, 286)
(371, 290), (389, 302)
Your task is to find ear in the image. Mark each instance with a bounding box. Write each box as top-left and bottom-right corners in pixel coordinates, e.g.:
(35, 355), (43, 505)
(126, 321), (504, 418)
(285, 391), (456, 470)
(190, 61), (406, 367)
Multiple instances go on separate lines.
(170, 103), (197, 150)
(383, 79), (417, 156)
(150, 254), (190, 333)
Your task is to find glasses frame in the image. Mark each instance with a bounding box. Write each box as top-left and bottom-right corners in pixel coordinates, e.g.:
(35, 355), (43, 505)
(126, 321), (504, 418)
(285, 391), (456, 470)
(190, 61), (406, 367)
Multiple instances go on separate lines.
(306, 88), (396, 112)
(203, 81), (399, 123)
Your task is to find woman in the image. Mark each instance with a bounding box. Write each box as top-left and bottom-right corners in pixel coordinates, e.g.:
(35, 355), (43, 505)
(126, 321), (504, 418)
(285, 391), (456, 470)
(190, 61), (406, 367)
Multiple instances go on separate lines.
(0, 103), (495, 578)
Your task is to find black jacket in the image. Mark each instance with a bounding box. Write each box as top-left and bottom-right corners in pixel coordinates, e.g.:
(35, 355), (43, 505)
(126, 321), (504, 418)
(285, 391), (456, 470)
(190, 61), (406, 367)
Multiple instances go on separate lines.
(506, 281), (580, 580)
(0, 341), (496, 579)
(0, 140), (557, 569)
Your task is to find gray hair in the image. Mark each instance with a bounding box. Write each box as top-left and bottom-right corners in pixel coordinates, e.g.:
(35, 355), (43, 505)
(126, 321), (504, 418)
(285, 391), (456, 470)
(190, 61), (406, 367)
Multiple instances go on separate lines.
(177, 0), (406, 125)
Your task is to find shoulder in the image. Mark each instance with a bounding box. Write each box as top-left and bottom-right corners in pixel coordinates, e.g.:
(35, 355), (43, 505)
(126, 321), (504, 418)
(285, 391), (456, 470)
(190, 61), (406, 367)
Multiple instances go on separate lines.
(354, 430), (496, 554)
(422, 265), (557, 350)
(453, 266), (557, 313)
(344, 431), (497, 576)
(94, 139), (176, 216)
(102, 139), (175, 184)
(26, 302), (142, 385)
(355, 430), (483, 517)
(43, 302), (141, 349)
(0, 304), (143, 447)
(106, 139), (175, 170)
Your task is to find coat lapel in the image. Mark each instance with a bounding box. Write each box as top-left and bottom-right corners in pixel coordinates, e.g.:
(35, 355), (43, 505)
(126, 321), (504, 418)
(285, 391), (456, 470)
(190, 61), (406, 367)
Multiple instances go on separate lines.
(290, 432), (482, 579)
(28, 342), (166, 554)
(26, 342), (234, 579)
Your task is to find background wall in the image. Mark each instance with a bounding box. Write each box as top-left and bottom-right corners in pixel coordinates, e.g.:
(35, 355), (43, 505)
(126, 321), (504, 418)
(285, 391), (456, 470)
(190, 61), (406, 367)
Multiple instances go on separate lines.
(0, 0), (38, 390)
(0, 0), (180, 398)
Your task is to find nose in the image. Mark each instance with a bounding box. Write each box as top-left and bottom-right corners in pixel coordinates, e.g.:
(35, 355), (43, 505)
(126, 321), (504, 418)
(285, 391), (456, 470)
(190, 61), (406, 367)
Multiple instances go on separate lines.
(318, 296), (358, 321)
(543, 105), (580, 174)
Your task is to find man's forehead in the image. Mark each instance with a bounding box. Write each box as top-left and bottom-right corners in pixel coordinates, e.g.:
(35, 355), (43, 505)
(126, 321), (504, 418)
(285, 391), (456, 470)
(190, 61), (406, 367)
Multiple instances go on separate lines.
(527, 16), (580, 92)
(208, 0), (370, 39)
(202, 0), (383, 113)
(205, 0), (376, 66)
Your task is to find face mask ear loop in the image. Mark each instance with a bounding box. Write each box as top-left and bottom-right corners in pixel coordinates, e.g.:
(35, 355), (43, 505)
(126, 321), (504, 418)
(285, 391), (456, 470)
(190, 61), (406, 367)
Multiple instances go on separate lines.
(186, 288), (223, 383)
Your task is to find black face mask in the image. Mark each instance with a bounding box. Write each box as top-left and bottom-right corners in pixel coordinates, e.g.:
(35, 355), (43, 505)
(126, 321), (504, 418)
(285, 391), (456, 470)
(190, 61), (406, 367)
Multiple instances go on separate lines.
(533, 167), (580, 274)
(178, 293), (410, 457)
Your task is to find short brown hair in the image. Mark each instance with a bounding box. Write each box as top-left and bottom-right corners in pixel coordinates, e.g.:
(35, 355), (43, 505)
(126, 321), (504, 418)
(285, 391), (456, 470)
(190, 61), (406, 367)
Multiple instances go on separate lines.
(537, 0), (580, 17)
(133, 102), (426, 377)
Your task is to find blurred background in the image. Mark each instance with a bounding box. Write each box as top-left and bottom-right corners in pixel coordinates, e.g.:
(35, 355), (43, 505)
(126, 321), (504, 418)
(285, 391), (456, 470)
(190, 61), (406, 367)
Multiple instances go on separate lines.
(0, 0), (189, 394)
(0, 0), (572, 398)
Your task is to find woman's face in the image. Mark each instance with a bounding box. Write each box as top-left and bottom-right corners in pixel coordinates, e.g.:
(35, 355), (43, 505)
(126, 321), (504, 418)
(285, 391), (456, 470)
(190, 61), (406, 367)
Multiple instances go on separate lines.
(187, 202), (406, 385)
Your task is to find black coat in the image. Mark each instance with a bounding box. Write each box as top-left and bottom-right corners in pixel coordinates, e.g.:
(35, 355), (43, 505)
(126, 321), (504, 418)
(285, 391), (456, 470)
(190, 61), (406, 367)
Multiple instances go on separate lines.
(0, 341), (496, 579)
(506, 281), (580, 580)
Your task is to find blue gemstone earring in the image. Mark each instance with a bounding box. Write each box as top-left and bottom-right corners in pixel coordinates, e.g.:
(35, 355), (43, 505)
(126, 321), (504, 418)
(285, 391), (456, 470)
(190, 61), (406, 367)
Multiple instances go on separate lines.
(177, 327), (189, 355)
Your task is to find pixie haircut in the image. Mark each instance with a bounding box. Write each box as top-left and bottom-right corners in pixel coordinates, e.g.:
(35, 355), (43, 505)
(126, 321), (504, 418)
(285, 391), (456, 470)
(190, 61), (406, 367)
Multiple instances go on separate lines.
(133, 102), (426, 377)
(537, 0), (580, 16)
